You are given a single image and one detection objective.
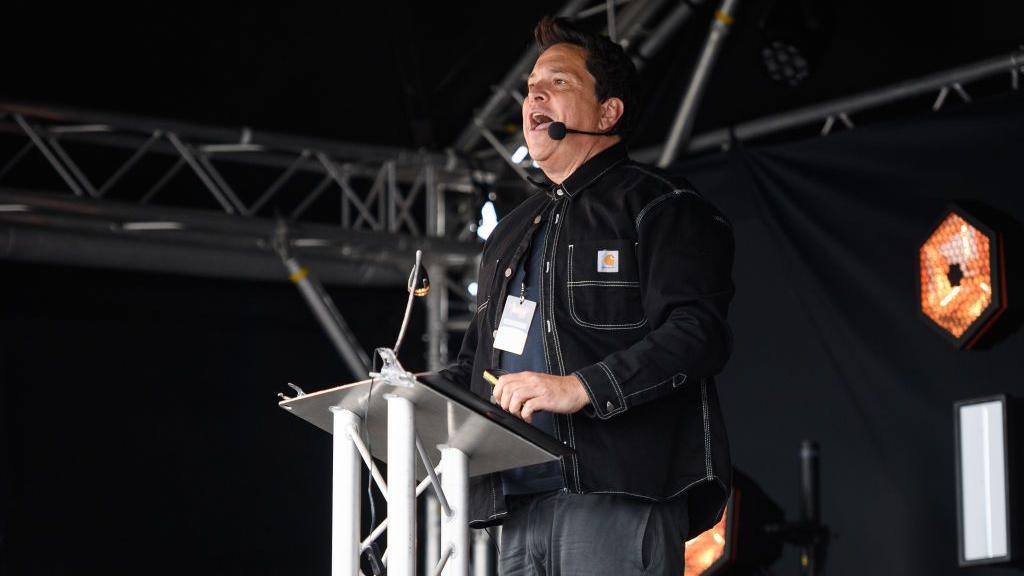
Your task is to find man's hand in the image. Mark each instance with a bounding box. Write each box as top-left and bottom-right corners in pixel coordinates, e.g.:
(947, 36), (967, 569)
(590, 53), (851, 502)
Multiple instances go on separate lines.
(492, 371), (591, 423)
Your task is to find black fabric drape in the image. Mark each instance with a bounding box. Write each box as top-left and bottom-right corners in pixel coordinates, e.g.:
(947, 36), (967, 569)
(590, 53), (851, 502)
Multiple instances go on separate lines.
(672, 93), (1024, 575)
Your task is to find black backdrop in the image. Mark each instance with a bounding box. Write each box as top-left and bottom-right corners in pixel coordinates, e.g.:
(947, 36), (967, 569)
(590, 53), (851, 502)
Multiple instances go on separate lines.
(0, 267), (423, 574)
(675, 93), (1024, 575)
(2, 94), (1023, 574)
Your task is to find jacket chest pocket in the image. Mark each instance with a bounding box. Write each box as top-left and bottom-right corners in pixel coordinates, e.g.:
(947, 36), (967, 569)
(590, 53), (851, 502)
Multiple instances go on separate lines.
(567, 240), (647, 330)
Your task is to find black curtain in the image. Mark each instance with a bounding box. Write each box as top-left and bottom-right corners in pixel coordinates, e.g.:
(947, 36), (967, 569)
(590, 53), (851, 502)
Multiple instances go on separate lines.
(674, 93), (1024, 575)
(0, 264), (424, 574)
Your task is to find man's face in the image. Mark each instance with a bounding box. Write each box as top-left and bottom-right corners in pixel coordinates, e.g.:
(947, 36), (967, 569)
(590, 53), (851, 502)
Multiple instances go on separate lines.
(522, 43), (605, 164)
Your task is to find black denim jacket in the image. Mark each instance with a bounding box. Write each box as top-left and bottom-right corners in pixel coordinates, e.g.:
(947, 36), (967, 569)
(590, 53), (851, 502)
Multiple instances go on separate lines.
(438, 143), (734, 538)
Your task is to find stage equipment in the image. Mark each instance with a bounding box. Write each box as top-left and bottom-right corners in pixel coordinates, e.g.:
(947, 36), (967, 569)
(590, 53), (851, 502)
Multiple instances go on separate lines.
(392, 250), (430, 358)
(411, 266), (431, 296)
(278, 358), (570, 576)
(632, 49), (1024, 161)
(277, 247), (571, 576)
(760, 41), (809, 87)
(955, 395), (1020, 567)
(546, 121), (616, 140)
(685, 490), (737, 574)
(762, 440), (831, 576)
(683, 470), (785, 575)
(658, 0), (741, 167)
(686, 442), (834, 575)
(273, 222), (371, 378)
(920, 206), (1006, 349)
(795, 440), (826, 575)
(757, 0), (834, 88)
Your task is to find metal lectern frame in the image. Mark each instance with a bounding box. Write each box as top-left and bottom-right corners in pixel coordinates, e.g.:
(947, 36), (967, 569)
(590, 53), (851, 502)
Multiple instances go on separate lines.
(279, 351), (571, 576)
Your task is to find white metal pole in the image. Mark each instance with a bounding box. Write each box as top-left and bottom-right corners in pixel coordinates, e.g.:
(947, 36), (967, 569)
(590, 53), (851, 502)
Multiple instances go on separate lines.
(386, 394), (417, 576)
(440, 446), (470, 576)
(472, 528), (493, 576)
(425, 493), (442, 571)
(331, 407), (362, 576)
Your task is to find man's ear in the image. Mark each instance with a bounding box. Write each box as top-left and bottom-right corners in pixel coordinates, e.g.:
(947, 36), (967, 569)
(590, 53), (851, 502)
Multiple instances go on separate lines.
(598, 97), (625, 133)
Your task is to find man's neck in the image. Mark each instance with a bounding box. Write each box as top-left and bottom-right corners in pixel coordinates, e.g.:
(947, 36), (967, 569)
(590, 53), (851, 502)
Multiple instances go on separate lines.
(539, 136), (620, 184)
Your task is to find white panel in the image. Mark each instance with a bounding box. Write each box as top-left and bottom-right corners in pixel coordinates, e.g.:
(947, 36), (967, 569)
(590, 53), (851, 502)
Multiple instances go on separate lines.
(959, 400), (1009, 561)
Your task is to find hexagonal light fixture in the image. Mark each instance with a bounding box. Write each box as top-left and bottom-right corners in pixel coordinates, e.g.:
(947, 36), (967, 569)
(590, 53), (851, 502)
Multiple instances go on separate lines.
(919, 206), (1007, 349)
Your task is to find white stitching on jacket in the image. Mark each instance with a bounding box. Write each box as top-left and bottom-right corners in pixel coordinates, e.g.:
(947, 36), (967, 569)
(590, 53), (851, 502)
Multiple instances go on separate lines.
(624, 378), (668, 399)
(634, 190), (683, 230)
(586, 474), (724, 501)
(701, 378), (712, 479)
(538, 206), (557, 374)
(564, 159), (625, 197)
(491, 474), (497, 510)
(576, 370), (613, 419)
(566, 280), (640, 287)
(549, 201), (568, 373)
(597, 361), (626, 407)
(555, 415), (572, 491)
(626, 164), (699, 195)
(566, 244), (648, 330)
(567, 413), (582, 491)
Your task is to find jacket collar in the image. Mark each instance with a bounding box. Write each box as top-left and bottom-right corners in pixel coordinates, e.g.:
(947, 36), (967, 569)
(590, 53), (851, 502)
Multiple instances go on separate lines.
(535, 142), (628, 198)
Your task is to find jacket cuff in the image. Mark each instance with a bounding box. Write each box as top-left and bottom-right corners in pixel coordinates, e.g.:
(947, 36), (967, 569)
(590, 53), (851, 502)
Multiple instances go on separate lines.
(573, 361), (627, 420)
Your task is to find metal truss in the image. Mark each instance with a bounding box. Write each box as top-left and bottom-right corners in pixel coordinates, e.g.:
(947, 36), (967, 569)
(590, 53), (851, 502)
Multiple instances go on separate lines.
(0, 102), (494, 238)
(633, 48), (1024, 160)
(0, 101), (492, 371)
(658, 0), (739, 166)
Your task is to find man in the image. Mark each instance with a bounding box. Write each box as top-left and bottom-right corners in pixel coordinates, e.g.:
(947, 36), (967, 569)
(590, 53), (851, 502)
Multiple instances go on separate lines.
(438, 16), (734, 575)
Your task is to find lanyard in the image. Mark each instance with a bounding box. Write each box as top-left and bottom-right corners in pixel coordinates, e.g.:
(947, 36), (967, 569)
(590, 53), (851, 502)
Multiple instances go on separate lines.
(513, 203), (551, 307)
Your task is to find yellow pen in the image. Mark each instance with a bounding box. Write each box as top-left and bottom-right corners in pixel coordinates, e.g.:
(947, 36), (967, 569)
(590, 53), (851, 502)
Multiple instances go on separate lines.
(483, 370), (500, 387)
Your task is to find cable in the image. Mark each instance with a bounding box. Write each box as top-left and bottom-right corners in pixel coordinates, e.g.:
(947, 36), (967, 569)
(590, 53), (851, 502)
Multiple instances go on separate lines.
(361, 353), (384, 575)
(365, 353), (378, 534)
(484, 526), (501, 556)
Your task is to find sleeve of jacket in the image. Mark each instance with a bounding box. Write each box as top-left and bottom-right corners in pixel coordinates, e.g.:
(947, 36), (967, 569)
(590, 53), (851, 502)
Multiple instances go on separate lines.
(573, 191), (735, 419)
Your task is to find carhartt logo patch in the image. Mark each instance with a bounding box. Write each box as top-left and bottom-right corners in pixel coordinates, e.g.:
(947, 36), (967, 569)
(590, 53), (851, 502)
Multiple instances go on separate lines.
(597, 250), (619, 273)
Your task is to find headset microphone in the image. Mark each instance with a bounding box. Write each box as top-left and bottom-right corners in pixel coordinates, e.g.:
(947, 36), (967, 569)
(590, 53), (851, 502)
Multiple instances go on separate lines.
(546, 122), (614, 140)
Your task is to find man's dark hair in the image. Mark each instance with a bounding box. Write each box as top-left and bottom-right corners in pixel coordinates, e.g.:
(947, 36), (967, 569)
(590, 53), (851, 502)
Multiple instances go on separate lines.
(534, 16), (639, 137)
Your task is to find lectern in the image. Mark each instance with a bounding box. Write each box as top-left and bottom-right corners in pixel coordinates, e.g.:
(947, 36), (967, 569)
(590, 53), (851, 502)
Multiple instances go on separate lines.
(279, 349), (571, 576)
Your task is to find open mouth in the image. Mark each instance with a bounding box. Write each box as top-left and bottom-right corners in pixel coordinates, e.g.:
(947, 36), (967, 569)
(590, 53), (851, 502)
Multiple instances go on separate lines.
(529, 112), (555, 132)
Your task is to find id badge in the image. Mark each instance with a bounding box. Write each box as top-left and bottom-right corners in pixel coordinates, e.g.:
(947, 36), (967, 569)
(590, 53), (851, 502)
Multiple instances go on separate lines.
(493, 295), (536, 355)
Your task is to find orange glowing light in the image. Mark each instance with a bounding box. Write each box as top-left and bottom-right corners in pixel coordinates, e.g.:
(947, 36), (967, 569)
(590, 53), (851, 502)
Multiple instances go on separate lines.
(919, 209), (1005, 349)
(685, 502), (731, 574)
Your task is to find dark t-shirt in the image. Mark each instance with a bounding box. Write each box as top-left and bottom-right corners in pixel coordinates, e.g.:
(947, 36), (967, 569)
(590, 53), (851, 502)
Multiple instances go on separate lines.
(499, 213), (564, 496)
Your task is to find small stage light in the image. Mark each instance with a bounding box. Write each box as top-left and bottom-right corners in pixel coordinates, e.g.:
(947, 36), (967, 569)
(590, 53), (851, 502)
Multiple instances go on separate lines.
(685, 496), (735, 574)
(756, 0), (834, 88)
(955, 395), (1020, 566)
(761, 41), (810, 87)
(409, 263), (430, 297)
(684, 470), (784, 575)
(920, 206), (1006, 349)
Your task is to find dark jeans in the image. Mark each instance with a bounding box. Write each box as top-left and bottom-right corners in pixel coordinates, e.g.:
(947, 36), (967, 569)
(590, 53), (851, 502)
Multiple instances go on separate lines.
(499, 491), (689, 575)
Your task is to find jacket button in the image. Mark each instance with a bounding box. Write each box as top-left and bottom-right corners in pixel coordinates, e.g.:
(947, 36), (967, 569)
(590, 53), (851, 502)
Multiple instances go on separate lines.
(504, 267), (512, 278)
(606, 401), (616, 411)
(556, 188), (564, 196)
(533, 215), (542, 224)
(492, 330), (498, 338)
